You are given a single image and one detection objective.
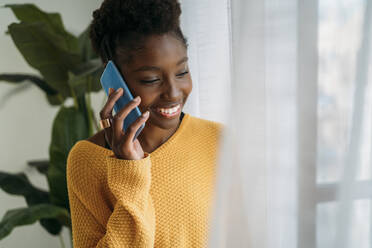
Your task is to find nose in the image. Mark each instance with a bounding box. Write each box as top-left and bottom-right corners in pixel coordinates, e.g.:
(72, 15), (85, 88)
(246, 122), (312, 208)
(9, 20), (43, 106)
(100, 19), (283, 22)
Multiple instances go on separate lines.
(161, 76), (181, 99)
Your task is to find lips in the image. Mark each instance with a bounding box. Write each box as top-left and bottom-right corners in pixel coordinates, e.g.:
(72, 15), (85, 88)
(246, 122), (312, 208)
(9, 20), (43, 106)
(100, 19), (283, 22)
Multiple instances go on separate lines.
(150, 102), (183, 119)
(153, 102), (182, 109)
(154, 104), (181, 118)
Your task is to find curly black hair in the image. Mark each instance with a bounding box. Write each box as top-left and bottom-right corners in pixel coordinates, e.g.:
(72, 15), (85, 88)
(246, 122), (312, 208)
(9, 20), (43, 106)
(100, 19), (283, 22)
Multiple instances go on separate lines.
(89, 0), (188, 64)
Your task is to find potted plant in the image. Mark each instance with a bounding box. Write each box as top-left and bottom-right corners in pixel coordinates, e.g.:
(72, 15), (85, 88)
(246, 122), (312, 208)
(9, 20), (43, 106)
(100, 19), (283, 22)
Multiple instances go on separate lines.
(0, 4), (103, 247)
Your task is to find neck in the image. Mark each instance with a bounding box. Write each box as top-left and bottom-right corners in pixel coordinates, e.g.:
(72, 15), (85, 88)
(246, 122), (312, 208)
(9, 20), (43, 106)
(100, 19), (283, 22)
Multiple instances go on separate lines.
(137, 115), (183, 153)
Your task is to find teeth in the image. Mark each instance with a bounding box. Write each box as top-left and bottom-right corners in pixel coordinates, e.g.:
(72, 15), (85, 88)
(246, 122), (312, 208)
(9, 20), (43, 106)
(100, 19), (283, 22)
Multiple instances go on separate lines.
(157, 104), (180, 114)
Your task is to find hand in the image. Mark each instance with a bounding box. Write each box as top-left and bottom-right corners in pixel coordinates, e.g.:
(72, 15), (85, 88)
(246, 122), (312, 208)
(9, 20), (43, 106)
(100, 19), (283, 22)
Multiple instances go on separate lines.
(99, 87), (150, 160)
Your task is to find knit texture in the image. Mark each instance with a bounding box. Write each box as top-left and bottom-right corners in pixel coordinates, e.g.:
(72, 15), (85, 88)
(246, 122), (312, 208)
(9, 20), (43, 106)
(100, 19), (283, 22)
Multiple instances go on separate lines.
(66, 113), (223, 247)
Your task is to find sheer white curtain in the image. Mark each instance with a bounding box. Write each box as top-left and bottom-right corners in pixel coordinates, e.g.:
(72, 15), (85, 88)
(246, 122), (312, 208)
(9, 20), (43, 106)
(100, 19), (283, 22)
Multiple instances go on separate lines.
(181, 0), (372, 247)
(180, 0), (231, 124)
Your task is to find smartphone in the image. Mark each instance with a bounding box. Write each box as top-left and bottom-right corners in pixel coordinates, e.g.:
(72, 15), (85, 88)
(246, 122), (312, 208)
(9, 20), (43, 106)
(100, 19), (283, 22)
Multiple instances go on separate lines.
(100, 60), (145, 141)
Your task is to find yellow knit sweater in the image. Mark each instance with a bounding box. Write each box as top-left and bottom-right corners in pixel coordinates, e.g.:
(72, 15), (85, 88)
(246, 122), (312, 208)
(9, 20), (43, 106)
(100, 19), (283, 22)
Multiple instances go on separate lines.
(66, 113), (223, 247)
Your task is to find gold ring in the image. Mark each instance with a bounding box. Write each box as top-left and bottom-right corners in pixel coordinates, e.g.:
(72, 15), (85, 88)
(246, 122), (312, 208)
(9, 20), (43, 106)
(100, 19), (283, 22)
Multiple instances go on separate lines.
(99, 118), (111, 129)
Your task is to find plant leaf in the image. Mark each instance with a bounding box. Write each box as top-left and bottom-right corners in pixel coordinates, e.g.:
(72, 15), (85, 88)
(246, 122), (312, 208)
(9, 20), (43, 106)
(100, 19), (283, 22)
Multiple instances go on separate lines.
(0, 73), (58, 95)
(78, 25), (99, 62)
(48, 106), (90, 210)
(5, 4), (64, 32)
(7, 21), (82, 98)
(0, 204), (70, 240)
(0, 172), (65, 235)
(0, 172), (49, 206)
(40, 218), (63, 235)
(73, 58), (103, 76)
(68, 58), (104, 97)
(46, 93), (65, 106)
(27, 159), (49, 175)
(0, 73), (64, 106)
(5, 3), (78, 53)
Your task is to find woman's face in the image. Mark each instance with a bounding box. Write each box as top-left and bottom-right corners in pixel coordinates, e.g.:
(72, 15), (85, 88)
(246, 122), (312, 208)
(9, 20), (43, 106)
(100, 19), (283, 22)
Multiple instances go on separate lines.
(115, 33), (192, 130)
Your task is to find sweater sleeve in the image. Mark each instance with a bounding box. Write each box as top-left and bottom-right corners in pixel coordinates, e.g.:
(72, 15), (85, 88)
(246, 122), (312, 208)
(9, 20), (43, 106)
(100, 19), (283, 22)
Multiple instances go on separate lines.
(67, 148), (155, 248)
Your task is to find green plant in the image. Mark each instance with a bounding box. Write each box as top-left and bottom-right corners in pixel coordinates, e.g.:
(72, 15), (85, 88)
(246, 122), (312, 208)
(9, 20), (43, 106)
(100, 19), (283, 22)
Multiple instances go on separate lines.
(0, 3), (103, 246)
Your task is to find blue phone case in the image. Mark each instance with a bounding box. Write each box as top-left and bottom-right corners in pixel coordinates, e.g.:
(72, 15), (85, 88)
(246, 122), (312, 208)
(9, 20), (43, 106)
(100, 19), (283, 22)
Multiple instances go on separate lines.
(100, 60), (145, 141)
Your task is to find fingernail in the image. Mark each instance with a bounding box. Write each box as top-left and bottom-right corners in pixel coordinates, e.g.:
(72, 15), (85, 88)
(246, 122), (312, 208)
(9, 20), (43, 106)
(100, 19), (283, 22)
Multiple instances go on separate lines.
(142, 111), (149, 117)
(116, 88), (122, 93)
(134, 96), (140, 102)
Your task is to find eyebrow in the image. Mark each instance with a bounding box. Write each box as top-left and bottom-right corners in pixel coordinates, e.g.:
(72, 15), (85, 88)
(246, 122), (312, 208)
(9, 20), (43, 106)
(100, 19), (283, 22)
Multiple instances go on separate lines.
(132, 56), (188, 72)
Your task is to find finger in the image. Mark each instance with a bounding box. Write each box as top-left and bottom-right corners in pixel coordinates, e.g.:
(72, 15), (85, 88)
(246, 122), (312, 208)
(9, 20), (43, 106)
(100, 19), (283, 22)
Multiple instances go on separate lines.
(112, 96), (141, 143)
(124, 110), (150, 143)
(100, 88), (123, 148)
(100, 88), (118, 121)
(109, 87), (114, 95)
(100, 88), (123, 118)
(101, 118), (113, 150)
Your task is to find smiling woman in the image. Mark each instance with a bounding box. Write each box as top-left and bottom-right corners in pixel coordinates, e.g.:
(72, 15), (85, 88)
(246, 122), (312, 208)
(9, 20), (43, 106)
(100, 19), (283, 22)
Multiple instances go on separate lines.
(114, 33), (192, 138)
(65, 0), (224, 247)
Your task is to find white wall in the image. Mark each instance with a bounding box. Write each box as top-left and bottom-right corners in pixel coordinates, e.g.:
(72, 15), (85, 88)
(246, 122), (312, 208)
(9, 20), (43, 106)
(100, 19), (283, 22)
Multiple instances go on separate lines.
(0, 1), (103, 247)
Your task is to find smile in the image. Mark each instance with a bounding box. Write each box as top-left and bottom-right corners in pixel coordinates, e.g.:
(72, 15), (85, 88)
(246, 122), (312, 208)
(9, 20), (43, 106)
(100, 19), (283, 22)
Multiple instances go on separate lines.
(154, 104), (181, 118)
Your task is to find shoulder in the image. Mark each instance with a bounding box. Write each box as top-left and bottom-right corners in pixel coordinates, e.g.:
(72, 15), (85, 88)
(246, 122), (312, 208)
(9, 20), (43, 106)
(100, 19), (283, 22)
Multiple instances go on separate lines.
(182, 115), (225, 159)
(86, 130), (106, 148)
(66, 132), (109, 190)
(186, 114), (225, 141)
(67, 130), (106, 167)
(188, 115), (224, 133)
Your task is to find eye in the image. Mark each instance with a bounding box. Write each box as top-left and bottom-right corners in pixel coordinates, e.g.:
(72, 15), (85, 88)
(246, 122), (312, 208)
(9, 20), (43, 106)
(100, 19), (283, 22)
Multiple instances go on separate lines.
(176, 71), (189, 77)
(140, 79), (160, 84)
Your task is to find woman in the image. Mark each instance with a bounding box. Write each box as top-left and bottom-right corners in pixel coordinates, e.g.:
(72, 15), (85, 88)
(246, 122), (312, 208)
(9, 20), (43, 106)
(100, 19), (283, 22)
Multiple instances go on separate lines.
(66, 0), (223, 247)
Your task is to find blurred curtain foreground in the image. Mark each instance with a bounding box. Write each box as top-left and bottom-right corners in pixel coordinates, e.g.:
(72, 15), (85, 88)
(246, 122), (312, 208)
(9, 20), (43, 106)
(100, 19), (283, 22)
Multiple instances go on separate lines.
(205, 0), (372, 247)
